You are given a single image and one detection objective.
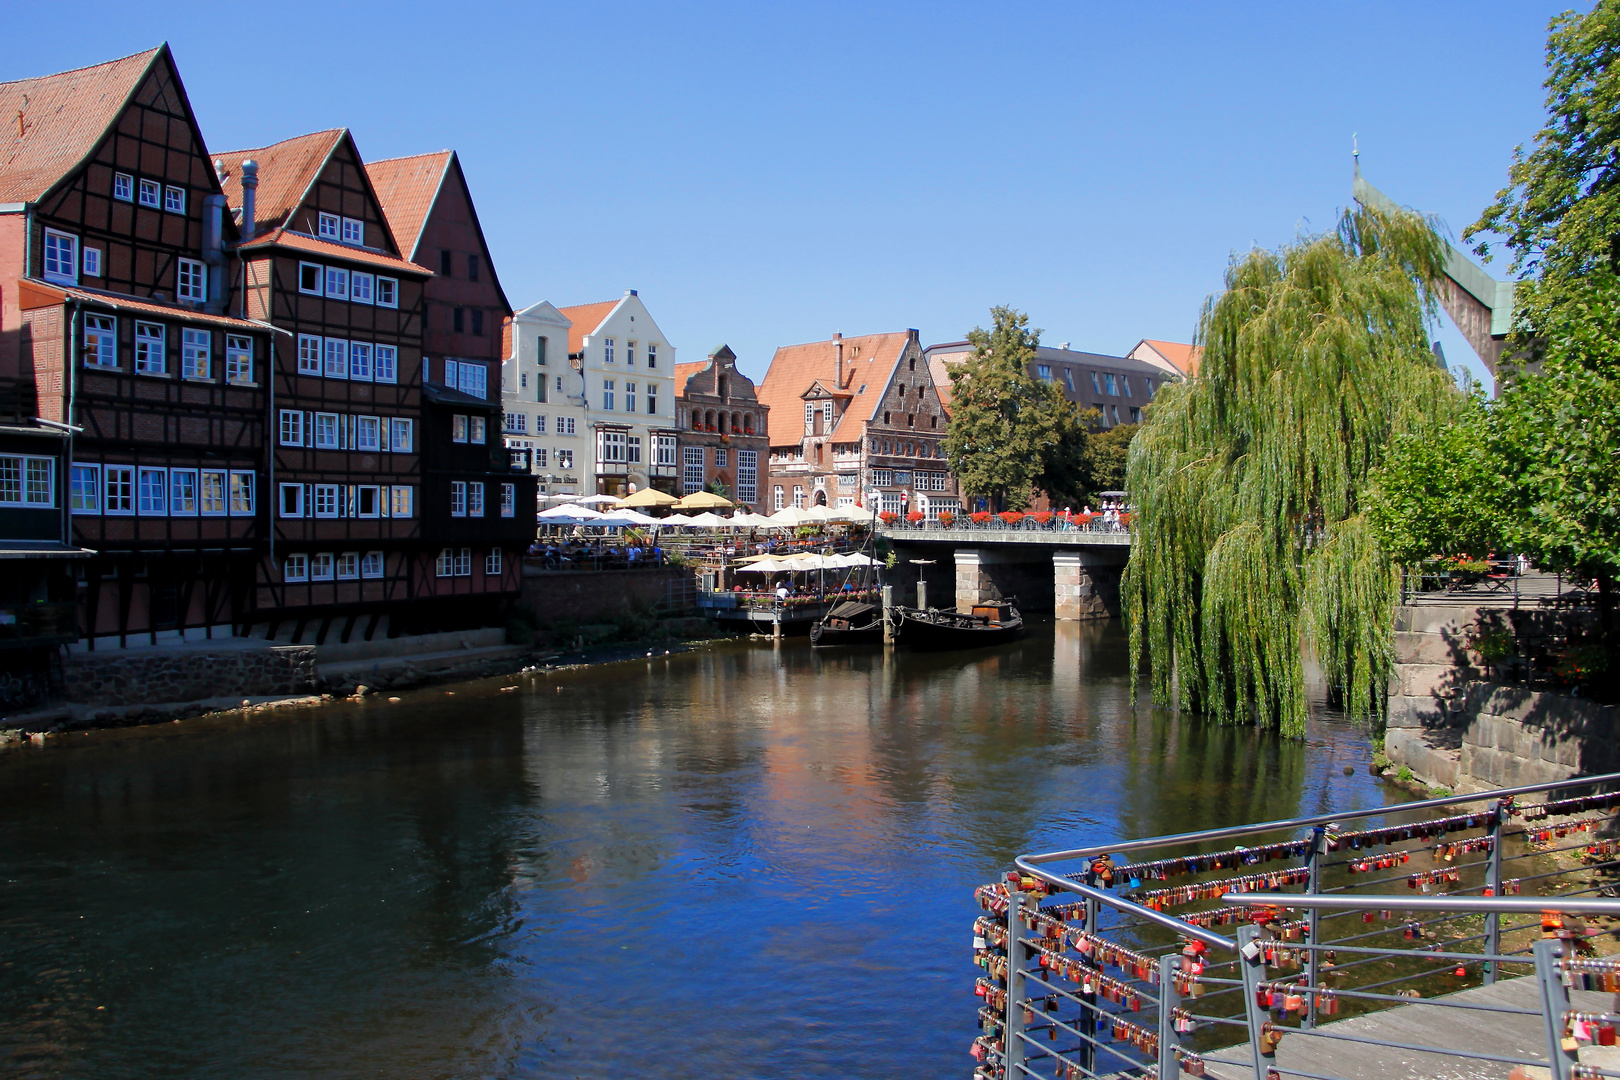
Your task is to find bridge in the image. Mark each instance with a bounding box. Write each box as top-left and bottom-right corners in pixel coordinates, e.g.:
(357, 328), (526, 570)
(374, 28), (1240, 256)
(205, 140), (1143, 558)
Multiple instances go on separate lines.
(878, 521), (1130, 619)
(975, 770), (1620, 1080)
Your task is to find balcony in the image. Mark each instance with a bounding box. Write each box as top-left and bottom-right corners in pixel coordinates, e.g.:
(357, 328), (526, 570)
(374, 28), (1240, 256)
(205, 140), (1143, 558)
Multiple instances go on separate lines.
(0, 602), (79, 649)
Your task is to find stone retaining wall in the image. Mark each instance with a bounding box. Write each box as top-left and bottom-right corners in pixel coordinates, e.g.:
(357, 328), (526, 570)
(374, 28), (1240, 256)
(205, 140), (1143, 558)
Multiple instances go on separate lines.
(62, 644), (318, 707)
(1384, 603), (1616, 792)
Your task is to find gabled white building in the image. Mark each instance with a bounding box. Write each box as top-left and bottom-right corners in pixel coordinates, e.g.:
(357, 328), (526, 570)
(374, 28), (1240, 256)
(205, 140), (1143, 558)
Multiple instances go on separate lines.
(501, 300), (589, 497)
(557, 291), (680, 496)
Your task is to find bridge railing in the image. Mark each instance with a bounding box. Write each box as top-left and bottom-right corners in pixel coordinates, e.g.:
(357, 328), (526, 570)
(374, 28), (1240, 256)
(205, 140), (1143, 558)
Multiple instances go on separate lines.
(972, 771), (1620, 1080)
(883, 517), (1130, 535)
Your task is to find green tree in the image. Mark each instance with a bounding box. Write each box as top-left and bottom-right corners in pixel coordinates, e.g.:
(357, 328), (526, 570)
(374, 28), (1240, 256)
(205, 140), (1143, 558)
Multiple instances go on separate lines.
(1085, 422), (1139, 502)
(1123, 208), (1454, 736)
(1367, 392), (1505, 567)
(943, 307), (1089, 510)
(1465, 2), (1620, 676)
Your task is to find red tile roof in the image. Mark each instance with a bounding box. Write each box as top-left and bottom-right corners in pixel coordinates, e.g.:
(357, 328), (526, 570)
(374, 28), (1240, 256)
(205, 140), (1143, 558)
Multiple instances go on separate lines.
(364, 150), (451, 261)
(556, 300), (620, 355)
(0, 47), (162, 203)
(673, 361), (706, 390)
(214, 129), (345, 238)
(1133, 338), (1202, 377)
(758, 332), (909, 446)
(237, 230), (432, 275)
(19, 278), (265, 330)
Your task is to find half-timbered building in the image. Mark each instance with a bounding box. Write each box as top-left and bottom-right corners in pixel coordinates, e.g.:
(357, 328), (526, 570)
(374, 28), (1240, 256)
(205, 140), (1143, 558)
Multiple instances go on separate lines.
(0, 46), (271, 649)
(368, 150), (534, 613)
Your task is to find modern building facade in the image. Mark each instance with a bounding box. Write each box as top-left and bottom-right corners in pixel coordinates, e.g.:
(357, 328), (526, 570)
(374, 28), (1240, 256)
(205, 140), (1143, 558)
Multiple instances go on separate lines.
(672, 345), (769, 511)
(557, 292), (679, 497)
(501, 300), (588, 499)
(924, 340), (1172, 428)
(758, 330), (958, 518)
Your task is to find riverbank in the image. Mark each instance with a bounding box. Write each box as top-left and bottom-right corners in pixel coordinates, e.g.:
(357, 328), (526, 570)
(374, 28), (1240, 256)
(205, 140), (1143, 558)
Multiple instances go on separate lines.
(0, 621), (737, 746)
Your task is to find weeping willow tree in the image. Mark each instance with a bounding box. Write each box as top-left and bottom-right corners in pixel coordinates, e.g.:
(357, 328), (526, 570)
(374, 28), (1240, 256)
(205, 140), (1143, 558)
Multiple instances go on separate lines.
(1123, 208), (1458, 737)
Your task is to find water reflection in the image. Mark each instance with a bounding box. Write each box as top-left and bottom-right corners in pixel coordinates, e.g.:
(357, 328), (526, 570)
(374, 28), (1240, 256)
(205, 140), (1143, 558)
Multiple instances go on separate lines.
(0, 620), (1389, 1079)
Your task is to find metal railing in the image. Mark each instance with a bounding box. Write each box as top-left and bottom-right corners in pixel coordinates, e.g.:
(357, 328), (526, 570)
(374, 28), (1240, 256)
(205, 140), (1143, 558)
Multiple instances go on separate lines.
(884, 517), (1131, 535)
(971, 772), (1620, 1080)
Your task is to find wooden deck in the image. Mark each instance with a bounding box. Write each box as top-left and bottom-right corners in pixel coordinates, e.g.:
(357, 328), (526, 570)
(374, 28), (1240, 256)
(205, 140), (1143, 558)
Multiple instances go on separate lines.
(1203, 976), (1616, 1080)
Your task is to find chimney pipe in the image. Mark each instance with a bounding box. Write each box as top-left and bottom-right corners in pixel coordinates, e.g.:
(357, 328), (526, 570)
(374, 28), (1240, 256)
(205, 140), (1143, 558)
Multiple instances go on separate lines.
(833, 331), (843, 389)
(239, 159), (259, 244)
(201, 194), (226, 314)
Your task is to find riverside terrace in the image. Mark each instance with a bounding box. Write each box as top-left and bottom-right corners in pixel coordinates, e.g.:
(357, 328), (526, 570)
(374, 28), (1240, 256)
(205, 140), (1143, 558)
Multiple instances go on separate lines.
(878, 513), (1131, 620)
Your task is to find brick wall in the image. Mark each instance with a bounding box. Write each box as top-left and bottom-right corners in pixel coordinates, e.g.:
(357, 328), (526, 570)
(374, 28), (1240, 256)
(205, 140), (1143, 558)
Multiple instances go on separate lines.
(62, 644), (318, 706)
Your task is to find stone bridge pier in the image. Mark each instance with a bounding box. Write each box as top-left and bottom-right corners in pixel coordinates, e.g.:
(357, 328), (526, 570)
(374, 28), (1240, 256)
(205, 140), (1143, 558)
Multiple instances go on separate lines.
(951, 548), (1123, 620)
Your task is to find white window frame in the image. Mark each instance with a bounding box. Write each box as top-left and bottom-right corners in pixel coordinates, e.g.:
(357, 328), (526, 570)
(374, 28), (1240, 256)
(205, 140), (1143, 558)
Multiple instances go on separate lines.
(647, 343), (657, 369)
(324, 338), (348, 379)
(625, 382), (637, 413)
(468, 482), (484, 518)
(229, 471), (255, 516)
(682, 446), (704, 494)
(559, 416), (575, 436)
(459, 363), (488, 399)
(375, 277), (398, 308)
(324, 266), (349, 300)
(297, 334), (322, 375)
(374, 345), (397, 384)
(199, 470), (226, 516)
(361, 551), (385, 579)
(313, 484), (340, 519)
(137, 467), (167, 516)
(337, 552), (359, 580)
(0, 456), (53, 507)
(138, 179), (161, 207)
(279, 483), (305, 518)
(226, 335), (253, 385)
(450, 480), (467, 517)
(356, 415), (380, 452)
(646, 384), (658, 416)
(298, 262), (323, 296)
(603, 337), (615, 364)
(170, 469), (198, 516)
(82, 246), (102, 278)
(113, 173), (133, 201)
(500, 483), (515, 518)
(177, 258), (207, 302)
(164, 185), (186, 214)
(774, 485), (784, 511)
(349, 341), (373, 382)
(390, 486), (413, 518)
(314, 413), (339, 449)
(311, 552), (335, 581)
(602, 379), (615, 411)
(341, 217), (365, 246)
(486, 548), (503, 575)
(105, 465), (134, 515)
(350, 271), (374, 304)
(279, 410), (305, 447)
(135, 322), (166, 375)
(737, 449), (758, 505)
(284, 554), (309, 582)
(70, 463), (100, 514)
(455, 548), (472, 577)
(436, 548), (455, 577)
(355, 486), (382, 519)
(84, 314), (116, 368)
(557, 449), (573, 470)
(452, 415), (468, 443)
(470, 416), (486, 445)
(43, 229), (78, 286)
(181, 328), (211, 379)
(318, 213), (341, 240)
(390, 418), (414, 453)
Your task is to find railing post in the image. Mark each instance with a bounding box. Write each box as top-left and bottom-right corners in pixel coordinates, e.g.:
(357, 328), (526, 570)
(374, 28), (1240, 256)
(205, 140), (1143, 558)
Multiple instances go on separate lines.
(1237, 923), (1270, 1080)
(1485, 801), (1506, 985)
(1303, 825), (1324, 1030)
(1004, 888), (1027, 1079)
(1158, 954), (1183, 1080)
(1533, 937), (1576, 1080)
(1081, 894), (1098, 1077)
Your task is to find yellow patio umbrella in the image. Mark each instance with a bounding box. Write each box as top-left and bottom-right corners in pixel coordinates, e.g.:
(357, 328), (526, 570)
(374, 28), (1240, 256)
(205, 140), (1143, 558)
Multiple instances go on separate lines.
(671, 491), (735, 510)
(618, 487), (679, 508)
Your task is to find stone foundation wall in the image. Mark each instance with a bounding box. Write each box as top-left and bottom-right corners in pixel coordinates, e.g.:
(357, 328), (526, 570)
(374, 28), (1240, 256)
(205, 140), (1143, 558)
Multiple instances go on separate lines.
(520, 565), (696, 625)
(62, 645), (318, 707)
(1384, 603), (1617, 792)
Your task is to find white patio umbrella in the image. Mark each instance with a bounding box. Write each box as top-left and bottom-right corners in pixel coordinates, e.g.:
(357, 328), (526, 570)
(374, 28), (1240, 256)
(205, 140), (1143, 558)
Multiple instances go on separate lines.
(659, 513), (698, 526)
(804, 504), (845, 523)
(684, 511), (732, 527)
(732, 512), (779, 528)
(568, 494), (623, 506)
(538, 503), (606, 522)
(768, 506), (817, 526)
(612, 508), (665, 526)
(830, 552), (877, 567)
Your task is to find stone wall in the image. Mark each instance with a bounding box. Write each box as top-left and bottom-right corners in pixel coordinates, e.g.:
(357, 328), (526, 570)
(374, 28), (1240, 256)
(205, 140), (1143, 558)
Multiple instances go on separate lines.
(520, 565), (696, 625)
(61, 643), (318, 707)
(1384, 603), (1616, 793)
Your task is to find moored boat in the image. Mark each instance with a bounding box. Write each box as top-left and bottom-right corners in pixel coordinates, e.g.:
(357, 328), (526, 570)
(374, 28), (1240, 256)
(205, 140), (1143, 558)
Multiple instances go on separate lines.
(893, 600), (1023, 650)
(810, 601), (884, 647)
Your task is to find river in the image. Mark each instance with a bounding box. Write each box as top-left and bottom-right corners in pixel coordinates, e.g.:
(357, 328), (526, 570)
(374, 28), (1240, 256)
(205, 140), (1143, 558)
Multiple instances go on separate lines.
(0, 620), (1391, 1079)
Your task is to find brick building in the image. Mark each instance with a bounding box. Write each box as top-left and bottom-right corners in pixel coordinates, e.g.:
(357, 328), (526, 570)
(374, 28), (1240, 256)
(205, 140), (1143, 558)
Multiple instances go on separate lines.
(672, 344), (768, 511)
(758, 329), (957, 517)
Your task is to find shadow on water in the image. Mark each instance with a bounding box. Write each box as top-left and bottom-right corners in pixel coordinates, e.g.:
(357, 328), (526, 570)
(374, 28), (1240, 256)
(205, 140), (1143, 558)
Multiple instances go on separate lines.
(0, 618), (1392, 1080)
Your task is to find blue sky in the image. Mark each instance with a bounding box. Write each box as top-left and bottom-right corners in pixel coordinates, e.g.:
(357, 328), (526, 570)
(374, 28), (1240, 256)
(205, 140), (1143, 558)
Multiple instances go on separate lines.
(4, 2), (1573, 386)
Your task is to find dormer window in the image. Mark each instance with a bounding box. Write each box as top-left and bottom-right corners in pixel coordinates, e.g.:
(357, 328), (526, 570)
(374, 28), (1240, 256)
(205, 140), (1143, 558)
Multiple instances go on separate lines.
(317, 213), (340, 240)
(341, 217), (364, 245)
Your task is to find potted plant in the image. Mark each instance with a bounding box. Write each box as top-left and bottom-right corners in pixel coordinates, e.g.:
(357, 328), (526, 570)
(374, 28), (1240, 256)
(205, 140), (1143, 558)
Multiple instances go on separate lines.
(1032, 511), (1054, 526)
(937, 511), (955, 528)
(879, 511), (899, 525)
(998, 511), (1025, 526)
(969, 511), (993, 525)
(905, 510), (925, 524)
